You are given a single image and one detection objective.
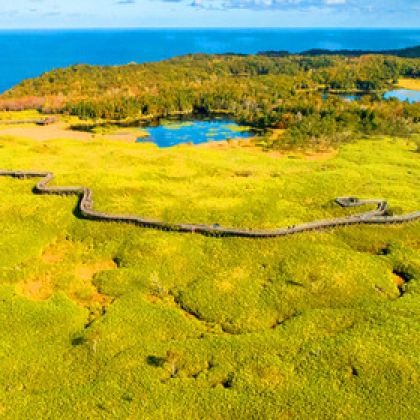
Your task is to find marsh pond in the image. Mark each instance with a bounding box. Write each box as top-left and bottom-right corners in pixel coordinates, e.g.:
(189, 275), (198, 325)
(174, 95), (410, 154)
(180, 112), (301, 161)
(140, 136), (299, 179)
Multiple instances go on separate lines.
(383, 89), (420, 103)
(136, 88), (420, 148)
(137, 119), (253, 147)
(323, 89), (420, 103)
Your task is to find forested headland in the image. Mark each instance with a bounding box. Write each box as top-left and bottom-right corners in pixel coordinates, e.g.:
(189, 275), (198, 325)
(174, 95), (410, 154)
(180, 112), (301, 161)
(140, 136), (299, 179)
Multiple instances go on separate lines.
(258, 44), (420, 58)
(1, 49), (419, 149)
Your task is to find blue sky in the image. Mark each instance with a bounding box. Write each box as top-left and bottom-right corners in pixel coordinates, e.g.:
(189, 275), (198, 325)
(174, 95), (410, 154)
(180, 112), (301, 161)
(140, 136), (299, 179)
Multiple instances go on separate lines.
(1, 0), (419, 28)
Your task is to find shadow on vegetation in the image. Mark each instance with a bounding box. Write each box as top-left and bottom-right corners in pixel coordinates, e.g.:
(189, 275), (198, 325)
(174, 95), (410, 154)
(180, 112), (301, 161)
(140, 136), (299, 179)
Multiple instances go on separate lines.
(146, 355), (166, 367)
(72, 194), (84, 219)
(71, 335), (87, 346)
(222, 372), (235, 389)
(393, 268), (414, 297)
(286, 279), (305, 287)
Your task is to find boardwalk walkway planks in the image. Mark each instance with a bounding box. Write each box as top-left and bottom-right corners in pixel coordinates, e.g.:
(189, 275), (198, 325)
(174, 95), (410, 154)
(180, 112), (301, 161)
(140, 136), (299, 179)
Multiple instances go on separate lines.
(1, 170), (419, 238)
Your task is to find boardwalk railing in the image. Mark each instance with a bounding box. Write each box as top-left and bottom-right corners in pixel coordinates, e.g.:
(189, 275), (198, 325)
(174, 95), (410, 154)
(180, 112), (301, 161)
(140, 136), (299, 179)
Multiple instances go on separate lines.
(1, 170), (419, 238)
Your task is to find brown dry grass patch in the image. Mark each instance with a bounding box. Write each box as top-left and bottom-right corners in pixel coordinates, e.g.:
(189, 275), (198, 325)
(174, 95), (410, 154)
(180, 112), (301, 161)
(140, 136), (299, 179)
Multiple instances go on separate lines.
(17, 276), (54, 301)
(303, 150), (338, 161)
(41, 242), (70, 264)
(75, 260), (118, 281)
(0, 122), (139, 142)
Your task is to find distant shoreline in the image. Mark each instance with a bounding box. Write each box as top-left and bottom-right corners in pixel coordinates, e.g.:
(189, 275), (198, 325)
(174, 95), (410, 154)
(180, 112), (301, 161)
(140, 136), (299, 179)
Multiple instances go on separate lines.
(255, 45), (420, 58)
(0, 28), (418, 93)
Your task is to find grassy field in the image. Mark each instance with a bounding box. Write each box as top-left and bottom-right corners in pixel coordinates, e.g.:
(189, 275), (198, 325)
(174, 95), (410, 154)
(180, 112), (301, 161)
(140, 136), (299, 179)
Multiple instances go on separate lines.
(397, 78), (420, 90)
(0, 110), (45, 121)
(0, 131), (419, 418)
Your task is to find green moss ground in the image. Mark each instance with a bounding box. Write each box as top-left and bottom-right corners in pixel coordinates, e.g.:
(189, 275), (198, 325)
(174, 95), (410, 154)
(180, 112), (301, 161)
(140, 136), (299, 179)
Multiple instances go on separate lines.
(0, 133), (419, 418)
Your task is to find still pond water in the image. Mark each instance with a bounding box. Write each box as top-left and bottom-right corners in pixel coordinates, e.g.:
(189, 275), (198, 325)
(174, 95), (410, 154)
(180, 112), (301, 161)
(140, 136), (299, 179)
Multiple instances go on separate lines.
(138, 120), (253, 148)
(324, 89), (420, 103)
(138, 89), (419, 148)
(383, 89), (420, 103)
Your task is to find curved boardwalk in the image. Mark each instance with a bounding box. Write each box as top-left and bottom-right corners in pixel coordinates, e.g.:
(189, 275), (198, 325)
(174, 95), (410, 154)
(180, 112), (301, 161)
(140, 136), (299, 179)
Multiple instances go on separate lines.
(1, 170), (419, 238)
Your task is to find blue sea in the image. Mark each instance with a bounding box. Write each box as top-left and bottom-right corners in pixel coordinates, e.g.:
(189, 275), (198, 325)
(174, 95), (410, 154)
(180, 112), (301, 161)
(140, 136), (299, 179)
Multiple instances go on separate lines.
(0, 28), (419, 93)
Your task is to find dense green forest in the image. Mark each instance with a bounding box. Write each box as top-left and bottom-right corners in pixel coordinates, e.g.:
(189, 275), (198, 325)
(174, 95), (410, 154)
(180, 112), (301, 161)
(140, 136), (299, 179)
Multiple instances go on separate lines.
(1, 52), (419, 149)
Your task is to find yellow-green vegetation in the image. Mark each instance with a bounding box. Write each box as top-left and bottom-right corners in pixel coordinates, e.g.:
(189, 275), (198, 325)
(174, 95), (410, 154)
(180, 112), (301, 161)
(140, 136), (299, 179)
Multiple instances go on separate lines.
(0, 132), (419, 418)
(397, 78), (420, 90)
(0, 110), (44, 121)
(88, 124), (149, 138)
(160, 120), (195, 129)
(222, 123), (250, 133)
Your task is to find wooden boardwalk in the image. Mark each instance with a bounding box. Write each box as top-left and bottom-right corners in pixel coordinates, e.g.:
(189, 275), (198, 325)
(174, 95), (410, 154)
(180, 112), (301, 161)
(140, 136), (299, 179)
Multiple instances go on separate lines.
(0, 117), (57, 126)
(1, 170), (419, 238)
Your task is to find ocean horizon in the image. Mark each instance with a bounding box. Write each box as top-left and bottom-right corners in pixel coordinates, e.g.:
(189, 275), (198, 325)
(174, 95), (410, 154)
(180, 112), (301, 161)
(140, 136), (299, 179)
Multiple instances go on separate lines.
(1, 28), (419, 93)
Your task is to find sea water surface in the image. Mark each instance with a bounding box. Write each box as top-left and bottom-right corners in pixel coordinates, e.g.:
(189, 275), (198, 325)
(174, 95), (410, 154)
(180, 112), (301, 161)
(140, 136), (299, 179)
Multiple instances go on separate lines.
(0, 28), (419, 93)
